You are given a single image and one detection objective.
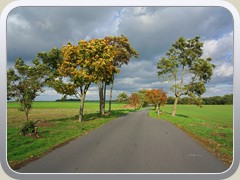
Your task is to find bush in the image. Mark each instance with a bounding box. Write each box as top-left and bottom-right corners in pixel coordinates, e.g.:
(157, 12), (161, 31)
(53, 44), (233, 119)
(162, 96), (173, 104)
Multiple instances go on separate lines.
(20, 121), (38, 137)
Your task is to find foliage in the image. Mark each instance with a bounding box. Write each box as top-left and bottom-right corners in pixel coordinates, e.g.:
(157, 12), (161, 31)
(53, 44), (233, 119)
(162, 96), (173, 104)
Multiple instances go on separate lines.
(116, 92), (129, 103)
(167, 96), (175, 104)
(7, 58), (49, 121)
(137, 89), (149, 107)
(166, 94), (233, 105)
(128, 93), (142, 109)
(146, 89), (167, 115)
(202, 94), (233, 105)
(157, 36), (215, 116)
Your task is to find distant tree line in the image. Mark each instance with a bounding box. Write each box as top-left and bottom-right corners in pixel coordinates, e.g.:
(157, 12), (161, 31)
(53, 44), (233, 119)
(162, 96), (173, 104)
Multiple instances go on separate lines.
(167, 94), (233, 105)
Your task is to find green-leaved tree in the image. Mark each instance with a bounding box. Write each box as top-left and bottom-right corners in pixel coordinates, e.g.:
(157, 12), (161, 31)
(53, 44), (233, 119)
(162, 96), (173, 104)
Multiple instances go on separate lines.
(7, 58), (49, 121)
(157, 36), (215, 116)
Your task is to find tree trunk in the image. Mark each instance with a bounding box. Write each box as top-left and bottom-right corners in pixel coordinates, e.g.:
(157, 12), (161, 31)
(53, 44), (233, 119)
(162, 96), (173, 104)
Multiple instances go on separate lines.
(156, 104), (160, 117)
(108, 80), (114, 114)
(171, 96), (179, 116)
(158, 104), (161, 117)
(103, 82), (107, 115)
(98, 82), (105, 116)
(79, 93), (86, 122)
(26, 111), (29, 121)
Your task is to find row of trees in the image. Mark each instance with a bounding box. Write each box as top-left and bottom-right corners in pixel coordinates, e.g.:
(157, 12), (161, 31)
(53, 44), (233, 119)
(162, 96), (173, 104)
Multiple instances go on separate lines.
(127, 89), (167, 116)
(8, 35), (217, 120)
(167, 94), (233, 105)
(7, 35), (139, 122)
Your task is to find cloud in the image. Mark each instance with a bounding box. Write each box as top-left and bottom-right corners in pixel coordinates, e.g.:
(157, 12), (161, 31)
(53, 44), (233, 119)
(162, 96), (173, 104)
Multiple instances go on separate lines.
(203, 32), (233, 63)
(7, 6), (233, 100)
(214, 63), (233, 77)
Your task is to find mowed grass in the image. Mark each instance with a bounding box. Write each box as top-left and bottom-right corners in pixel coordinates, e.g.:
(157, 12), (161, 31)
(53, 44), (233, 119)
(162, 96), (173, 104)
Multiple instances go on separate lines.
(149, 105), (233, 166)
(7, 101), (132, 169)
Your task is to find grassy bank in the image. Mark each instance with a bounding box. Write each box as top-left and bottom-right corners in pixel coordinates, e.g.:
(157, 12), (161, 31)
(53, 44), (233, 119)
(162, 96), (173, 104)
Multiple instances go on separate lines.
(7, 101), (131, 169)
(149, 105), (233, 166)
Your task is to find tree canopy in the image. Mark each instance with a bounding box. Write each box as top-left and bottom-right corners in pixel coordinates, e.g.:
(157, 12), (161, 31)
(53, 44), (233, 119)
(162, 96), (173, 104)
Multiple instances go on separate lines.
(157, 36), (215, 116)
(7, 58), (49, 121)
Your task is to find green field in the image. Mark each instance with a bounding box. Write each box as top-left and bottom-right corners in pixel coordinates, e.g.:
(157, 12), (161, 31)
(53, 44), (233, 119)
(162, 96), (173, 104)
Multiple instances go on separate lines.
(149, 104), (233, 166)
(7, 101), (132, 169)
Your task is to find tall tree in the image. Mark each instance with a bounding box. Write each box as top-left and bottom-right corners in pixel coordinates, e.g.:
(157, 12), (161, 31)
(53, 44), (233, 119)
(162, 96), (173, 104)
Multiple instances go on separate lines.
(105, 35), (139, 114)
(7, 58), (49, 121)
(58, 38), (118, 121)
(89, 38), (119, 116)
(157, 36), (215, 116)
(57, 40), (97, 122)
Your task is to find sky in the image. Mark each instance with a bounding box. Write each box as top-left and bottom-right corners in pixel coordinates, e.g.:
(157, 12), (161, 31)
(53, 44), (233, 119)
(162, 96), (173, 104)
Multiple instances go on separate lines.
(7, 6), (234, 101)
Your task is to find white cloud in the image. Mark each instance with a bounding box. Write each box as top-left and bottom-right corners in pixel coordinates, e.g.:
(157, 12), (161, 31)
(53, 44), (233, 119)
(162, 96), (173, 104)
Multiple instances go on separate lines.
(214, 63), (233, 77)
(203, 32), (233, 62)
(7, 14), (31, 31)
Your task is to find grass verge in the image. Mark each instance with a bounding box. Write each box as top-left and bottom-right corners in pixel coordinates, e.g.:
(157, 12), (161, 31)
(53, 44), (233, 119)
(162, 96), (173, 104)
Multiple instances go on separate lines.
(148, 105), (233, 166)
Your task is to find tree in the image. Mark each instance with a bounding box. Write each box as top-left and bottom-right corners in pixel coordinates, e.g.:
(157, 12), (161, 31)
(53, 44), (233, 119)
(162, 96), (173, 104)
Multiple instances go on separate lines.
(157, 36), (215, 116)
(37, 47), (63, 82)
(56, 40), (99, 122)
(7, 58), (49, 121)
(146, 89), (167, 116)
(116, 92), (128, 103)
(105, 35), (139, 114)
(128, 93), (142, 109)
(58, 38), (118, 121)
(87, 38), (118, 116)
(137, 89), (149, 107)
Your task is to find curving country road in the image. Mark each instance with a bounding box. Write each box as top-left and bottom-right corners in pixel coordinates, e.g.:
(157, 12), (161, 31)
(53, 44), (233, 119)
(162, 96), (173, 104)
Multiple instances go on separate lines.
(18, 109), (228, 173)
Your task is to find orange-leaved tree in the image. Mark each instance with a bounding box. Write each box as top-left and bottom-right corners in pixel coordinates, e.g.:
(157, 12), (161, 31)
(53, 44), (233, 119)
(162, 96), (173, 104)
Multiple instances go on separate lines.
(146, 89), (167, 116)
(128, 92), (142, 109)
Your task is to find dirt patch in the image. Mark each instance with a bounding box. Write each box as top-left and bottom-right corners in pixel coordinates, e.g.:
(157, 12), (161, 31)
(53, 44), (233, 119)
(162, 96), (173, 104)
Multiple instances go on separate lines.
(35, 120), (55, 127)
(122, 104), (135, 109)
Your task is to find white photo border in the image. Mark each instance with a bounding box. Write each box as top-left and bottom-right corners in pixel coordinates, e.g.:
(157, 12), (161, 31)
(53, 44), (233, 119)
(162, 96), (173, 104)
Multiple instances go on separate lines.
(0, 0), (239, 179)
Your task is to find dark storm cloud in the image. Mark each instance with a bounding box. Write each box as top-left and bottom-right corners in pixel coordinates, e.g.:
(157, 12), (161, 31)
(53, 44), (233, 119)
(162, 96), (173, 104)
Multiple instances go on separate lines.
(7, 6), (234, 99)
(7, 7), (121, 63)
(117, 7), (233, 60)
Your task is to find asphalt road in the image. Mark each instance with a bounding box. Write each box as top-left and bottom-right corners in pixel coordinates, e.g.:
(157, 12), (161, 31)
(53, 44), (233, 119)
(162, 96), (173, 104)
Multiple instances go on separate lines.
(18, 109), (228, 173)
